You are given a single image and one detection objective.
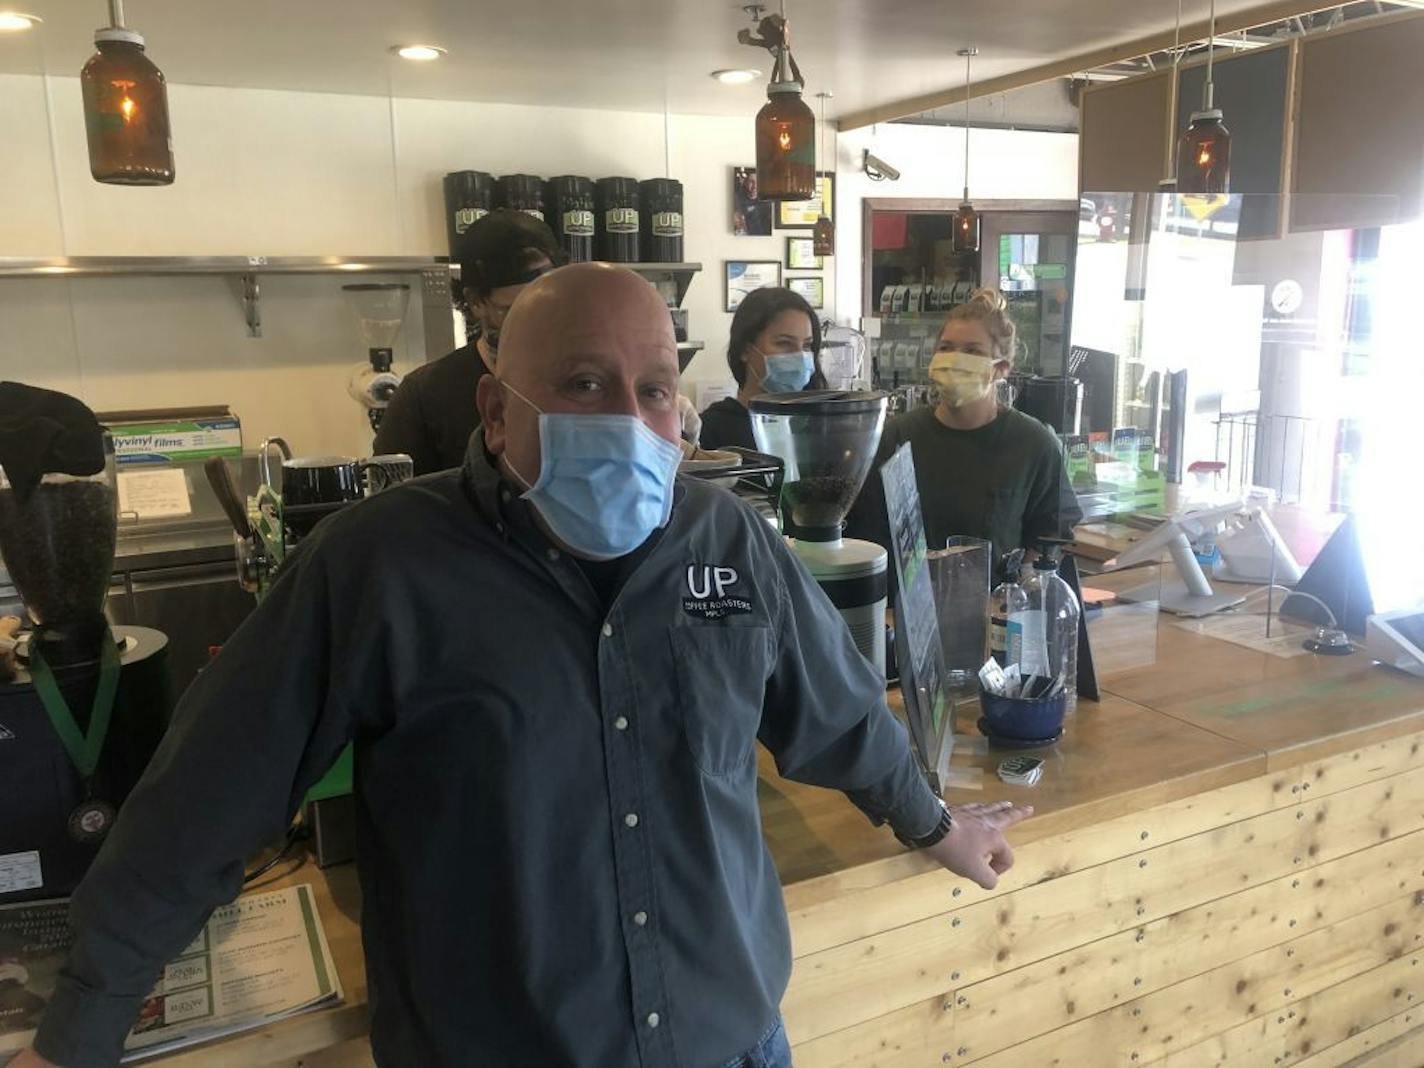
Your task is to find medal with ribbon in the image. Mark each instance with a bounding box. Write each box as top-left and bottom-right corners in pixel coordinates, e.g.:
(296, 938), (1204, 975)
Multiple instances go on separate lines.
(27, 630), (121, 843)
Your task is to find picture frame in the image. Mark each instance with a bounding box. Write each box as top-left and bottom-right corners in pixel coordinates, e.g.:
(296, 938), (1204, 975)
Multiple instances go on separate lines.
(775, 172), (835, 230)
(731, 166), (774, 236)
(786, 275), (825, 310)
(785, 237), (824, 270)
(725, 261), (782, 312)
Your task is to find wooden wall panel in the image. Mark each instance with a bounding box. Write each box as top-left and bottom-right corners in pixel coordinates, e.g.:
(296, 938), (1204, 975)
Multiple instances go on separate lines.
(1353, 1025), (1424, 1068)
(953, 830), (1424, 1062)
(785, 731), (1424, 1063)
(786, 763), (1424, 1044)
(968, 895), (1421, 1066)
(787, 726), (1422, 961)
(787, 771), (1287, 958)
(1079, 72), (1172, 194)
(1291, 1011), (1424, 1068)
(1291, 13), (1424, 231)
(1161, 953), (1423, 1067)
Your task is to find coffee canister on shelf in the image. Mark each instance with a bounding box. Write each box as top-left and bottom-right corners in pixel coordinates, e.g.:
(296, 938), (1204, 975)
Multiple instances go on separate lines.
(596, 177), (641, 262)
(639, 178), (684, 263)
(442, 171), (495, 256)
(546, 176), (596, 263)
(496, 174), (546, 221)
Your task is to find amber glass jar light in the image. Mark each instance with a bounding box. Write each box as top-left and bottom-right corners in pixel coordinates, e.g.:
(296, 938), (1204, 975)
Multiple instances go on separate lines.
(755, 49), (815, 201)
(1176, 109), (1231, 196)
(81, 27), (174, 185)
(952, 201), (981, 255)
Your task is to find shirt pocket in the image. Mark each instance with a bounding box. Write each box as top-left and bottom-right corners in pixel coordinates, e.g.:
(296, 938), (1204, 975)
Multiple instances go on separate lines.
(669, 625), (774, 778)
(986, 485), (1030, 548)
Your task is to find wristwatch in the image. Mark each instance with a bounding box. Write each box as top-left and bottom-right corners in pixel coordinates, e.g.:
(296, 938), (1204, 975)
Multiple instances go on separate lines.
(896, 799), (954, 850)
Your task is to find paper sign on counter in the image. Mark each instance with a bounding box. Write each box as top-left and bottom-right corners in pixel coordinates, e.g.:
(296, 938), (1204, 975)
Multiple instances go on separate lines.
(0, 851), (42, 896)
(117, 468), (192, 519)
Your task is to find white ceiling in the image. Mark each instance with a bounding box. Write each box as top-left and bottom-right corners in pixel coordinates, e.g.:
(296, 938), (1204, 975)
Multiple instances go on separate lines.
(0, 0), (1281, 121)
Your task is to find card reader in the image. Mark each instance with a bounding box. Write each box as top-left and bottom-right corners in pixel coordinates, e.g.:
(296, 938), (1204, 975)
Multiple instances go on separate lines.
(1365, 610), (1424, 678)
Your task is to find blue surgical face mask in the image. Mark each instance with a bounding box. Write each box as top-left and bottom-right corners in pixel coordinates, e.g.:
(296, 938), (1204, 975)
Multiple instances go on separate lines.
(501, 381), (682, 561)
(757, 348), (815, 393)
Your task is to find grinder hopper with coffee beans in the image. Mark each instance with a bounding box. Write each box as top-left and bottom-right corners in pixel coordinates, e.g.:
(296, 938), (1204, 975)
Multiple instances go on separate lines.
(748, 390), (892, 676)
(0, 382), (173, 902)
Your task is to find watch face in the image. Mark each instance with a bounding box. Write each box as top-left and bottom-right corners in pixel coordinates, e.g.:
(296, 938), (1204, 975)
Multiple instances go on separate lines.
(1271, 279), (1304, 316)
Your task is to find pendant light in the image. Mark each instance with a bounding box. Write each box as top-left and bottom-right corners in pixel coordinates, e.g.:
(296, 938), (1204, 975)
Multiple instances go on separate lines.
(80, 0), (174, 185)
(748, 1), (816, 201)
(1175, 0), (1231, 194)
(952, 48), (981, 255)
(812, 90), (835, 257)
(1158, 0), (1184, 191)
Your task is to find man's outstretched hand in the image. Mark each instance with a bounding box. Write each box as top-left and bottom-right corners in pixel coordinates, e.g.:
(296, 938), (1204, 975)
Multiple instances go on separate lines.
(924, 800), (1034, 890)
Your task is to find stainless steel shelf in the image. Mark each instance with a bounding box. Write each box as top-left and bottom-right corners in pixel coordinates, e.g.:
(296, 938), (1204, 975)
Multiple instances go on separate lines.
(0, 255), (448, 278)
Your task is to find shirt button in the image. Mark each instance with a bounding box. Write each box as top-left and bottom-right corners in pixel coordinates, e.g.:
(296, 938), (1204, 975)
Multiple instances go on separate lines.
(633, 911), (648, 926)
(613, 716), (629, 731)
(500, 489), (511, 502)
(624, 812), (639, 828)
(546, 548), (559, 561)
(601, 623), (614, 638)
(646, 1012), (660, 1029)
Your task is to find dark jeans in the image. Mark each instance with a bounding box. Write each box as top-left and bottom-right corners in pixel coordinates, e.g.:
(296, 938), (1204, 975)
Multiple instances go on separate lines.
(720, 1018), (793, 1068)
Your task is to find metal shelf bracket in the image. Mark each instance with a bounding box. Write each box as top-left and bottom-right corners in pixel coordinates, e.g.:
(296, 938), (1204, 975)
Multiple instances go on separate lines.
(239, 273), (261, 338)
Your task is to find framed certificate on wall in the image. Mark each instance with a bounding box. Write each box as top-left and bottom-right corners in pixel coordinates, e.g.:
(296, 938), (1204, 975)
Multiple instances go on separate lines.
(776, 172), (835, 229)
(725, 261), (782, 311)
(786, 275), (825, 310)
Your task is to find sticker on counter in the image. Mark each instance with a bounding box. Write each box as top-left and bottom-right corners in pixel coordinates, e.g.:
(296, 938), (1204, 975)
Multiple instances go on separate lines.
(0, 851), (42, 895)
(117, 468), (193, 520)
(108, 418), (242, 465)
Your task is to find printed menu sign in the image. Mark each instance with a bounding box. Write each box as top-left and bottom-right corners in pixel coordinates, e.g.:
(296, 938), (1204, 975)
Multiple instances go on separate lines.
(880, 443), (953, 790)
(0, 885), (341, 1064)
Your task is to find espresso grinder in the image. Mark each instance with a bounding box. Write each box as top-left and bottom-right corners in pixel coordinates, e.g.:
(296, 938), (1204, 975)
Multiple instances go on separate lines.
(343, 283), (411, 440)
(750, 391), (891, 674)
(0, 384), (172, 902)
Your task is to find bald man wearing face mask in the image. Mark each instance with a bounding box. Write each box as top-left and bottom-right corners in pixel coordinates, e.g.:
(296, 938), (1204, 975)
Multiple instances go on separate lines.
(14, 265), (1030, 1068)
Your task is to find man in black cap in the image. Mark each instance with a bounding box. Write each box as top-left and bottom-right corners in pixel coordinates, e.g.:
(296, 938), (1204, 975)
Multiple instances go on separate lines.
(373, 209), (564, 474)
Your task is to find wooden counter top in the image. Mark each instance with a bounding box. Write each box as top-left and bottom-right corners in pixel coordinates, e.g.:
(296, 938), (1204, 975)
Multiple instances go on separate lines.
(166, 617), (1424, 1065)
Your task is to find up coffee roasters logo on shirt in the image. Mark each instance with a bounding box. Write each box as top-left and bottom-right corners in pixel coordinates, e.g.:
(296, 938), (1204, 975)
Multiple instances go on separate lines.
(683, 564), (753, 620)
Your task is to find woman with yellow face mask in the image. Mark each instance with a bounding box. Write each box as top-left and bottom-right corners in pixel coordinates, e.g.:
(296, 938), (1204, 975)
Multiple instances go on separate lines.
(847, 288), (1081, 564)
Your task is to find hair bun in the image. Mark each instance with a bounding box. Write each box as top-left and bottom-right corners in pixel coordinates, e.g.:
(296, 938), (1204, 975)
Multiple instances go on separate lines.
(967, 287), (1007, 313)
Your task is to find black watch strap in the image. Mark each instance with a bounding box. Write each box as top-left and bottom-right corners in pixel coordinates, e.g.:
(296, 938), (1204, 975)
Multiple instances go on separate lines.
(896, 800), (953, 850)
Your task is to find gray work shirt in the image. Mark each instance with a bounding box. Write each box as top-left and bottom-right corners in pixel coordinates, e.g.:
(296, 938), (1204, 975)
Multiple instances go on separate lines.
(36, 439), (941, 1068)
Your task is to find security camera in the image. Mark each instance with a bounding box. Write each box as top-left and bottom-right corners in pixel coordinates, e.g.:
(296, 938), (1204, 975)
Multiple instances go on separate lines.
(863, 150), (901, 182)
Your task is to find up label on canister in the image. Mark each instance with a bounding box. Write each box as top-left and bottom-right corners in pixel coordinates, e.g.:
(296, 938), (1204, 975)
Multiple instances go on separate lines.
(563, 210), (595, 236)
(606, 207), (639, 234)
(651, 211), (684, 238)
(454, 207), (488, 234)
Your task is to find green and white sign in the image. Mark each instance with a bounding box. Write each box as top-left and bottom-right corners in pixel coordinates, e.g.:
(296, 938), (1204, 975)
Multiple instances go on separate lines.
(109, 419), (242, 466)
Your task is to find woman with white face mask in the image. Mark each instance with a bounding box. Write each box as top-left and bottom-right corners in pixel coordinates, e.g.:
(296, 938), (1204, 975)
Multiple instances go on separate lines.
(699, 287), (826, 451)
(847, 288), (1081, 564)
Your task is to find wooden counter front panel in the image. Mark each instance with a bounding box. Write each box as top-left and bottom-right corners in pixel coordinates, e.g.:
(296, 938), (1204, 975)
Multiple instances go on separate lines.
(785, 729), (1424, 1067)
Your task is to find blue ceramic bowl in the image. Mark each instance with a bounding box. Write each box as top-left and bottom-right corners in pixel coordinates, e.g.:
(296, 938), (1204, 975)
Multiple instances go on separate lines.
(979, 689), (1068, 741)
